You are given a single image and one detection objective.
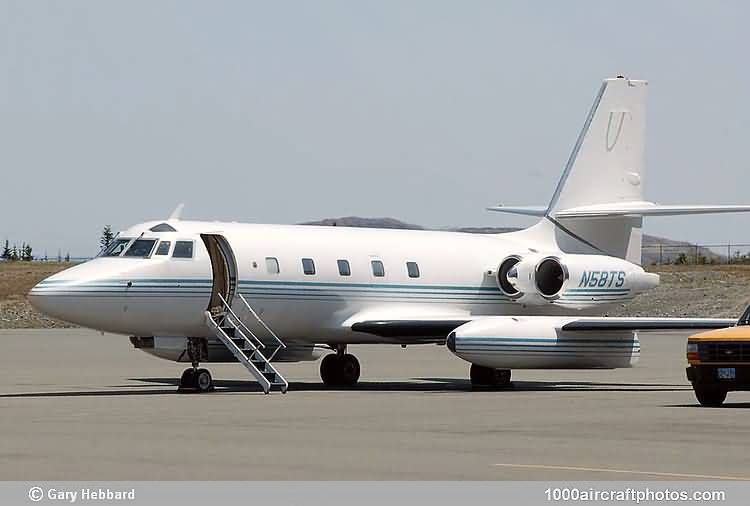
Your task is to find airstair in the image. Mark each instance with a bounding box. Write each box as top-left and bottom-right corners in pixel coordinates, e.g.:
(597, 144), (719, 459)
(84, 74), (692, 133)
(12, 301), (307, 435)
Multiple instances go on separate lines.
(204, 293), (288, 394)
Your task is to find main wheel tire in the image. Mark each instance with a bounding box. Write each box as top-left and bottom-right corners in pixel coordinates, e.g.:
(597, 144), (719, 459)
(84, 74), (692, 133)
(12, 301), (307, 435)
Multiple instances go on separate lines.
(470, 364), (511, 389)
(694, 386), (727, 407)
(178, 368), (196, 392)
(194, 368), (214, 393)
(320, 354), (342, 386)
(339, 354), (361, 386)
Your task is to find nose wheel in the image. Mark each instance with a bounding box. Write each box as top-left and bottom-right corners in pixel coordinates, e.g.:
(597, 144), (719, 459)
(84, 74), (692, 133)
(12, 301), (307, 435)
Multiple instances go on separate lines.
(178, 367), (214, 393)
(178, 338), (214, 393)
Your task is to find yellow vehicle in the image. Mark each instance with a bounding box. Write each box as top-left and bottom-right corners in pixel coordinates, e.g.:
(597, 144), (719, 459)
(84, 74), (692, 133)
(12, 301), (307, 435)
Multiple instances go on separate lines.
(687, 306), (750, 407)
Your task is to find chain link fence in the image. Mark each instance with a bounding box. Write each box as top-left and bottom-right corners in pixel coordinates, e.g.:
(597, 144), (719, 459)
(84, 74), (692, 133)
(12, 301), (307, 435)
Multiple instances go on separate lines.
(642, 243), (750, 265)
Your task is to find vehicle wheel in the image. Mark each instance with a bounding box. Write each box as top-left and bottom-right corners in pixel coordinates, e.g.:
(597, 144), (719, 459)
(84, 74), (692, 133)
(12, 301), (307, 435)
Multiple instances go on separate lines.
(178, 368), (196, 392)
(470, 364), (511, 389)
(339, 354), (361, 386)
(320, 354), (341, 386)
(194, 368), (214, 393)
(694, 386), (727, 407)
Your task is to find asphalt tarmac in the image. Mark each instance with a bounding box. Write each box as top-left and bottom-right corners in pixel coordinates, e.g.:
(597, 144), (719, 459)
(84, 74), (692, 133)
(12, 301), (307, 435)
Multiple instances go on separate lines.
(1, 329), (748, 480)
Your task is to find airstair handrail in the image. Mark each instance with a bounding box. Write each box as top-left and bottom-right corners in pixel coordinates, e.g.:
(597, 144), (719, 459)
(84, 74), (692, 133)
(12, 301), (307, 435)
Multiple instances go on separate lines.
(218, 293), (266, 350)
(237, 293), (287, 351)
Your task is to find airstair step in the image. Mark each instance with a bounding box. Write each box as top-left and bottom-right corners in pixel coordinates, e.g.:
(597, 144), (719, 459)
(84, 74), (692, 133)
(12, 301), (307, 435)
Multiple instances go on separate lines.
(205, 299), (288, 394)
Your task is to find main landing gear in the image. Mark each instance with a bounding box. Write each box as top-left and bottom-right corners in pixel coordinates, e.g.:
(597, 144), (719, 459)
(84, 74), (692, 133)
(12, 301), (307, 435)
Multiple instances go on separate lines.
(178, 338), (215, 393)
(320, 344), (360, 387)
(470, 364), (512, 389)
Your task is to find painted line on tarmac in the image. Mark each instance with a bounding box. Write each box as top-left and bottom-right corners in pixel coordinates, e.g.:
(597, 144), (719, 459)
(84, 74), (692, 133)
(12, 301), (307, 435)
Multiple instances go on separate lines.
(494, 463), (749, 481)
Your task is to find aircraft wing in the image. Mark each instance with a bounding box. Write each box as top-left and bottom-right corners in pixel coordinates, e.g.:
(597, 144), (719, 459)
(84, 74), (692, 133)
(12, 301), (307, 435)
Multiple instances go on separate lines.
(349, 316), (735, 342)
(559, 317), (736, 331)
(350, 319), (471, 339)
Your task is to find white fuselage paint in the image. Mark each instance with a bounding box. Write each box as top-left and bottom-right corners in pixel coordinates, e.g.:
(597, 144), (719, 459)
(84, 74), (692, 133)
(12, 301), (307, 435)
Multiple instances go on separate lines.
(30, 220), (651, 353)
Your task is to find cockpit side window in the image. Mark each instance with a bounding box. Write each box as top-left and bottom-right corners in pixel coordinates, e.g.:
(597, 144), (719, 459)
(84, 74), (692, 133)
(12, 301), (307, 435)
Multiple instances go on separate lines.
(101, 238), (132, 257)
(123, 239), (157, 258)
(172, 241), (194, 259)
(155, 241), (171, 256)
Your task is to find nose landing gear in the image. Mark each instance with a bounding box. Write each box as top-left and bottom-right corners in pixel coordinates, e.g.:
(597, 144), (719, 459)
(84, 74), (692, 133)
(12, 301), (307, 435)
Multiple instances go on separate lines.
(320, 344), (360, 387)
(178, 338), (214, 393)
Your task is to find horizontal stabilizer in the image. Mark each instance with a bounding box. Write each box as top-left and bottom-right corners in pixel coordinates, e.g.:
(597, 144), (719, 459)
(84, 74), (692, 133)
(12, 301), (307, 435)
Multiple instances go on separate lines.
(553, 202), (750, 218)
(485, 205), (547, 217)
(487, 201), (750, 219)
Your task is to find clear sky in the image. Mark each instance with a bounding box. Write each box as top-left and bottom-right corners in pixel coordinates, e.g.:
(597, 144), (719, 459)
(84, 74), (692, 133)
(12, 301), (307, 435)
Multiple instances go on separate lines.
(2, 1), (749, 256)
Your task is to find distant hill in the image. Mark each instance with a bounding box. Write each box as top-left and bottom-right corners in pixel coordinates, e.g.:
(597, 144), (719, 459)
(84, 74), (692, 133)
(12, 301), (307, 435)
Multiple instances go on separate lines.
(302, 217), (724, 264)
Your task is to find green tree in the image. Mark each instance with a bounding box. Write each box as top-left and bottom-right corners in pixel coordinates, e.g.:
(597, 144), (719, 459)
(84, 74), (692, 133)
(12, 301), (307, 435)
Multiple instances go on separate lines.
(65, 252), (70, 262)
(10, 244), (18, 261)
(100, 225), (114, 251)
(1, 240), (10, 260)
(22, 244), (33, 261)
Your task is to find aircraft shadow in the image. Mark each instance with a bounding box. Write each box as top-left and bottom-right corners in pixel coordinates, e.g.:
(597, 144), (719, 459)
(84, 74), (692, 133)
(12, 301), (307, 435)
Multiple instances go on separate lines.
(664, 402), (750, 409)
(0, 377), (690, 398)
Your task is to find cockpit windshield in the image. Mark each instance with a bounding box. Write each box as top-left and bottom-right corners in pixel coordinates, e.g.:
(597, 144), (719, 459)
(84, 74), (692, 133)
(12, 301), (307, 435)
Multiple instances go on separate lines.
(738, 306), (750, 326)
(101, 238), (132, 257)
(123, 239), (157, 258)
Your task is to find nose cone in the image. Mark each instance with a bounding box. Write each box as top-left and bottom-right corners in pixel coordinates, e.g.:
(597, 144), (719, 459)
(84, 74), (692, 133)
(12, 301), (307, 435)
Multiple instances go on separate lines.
(29, 267), (82, 323)
(28, 260), (127, 329)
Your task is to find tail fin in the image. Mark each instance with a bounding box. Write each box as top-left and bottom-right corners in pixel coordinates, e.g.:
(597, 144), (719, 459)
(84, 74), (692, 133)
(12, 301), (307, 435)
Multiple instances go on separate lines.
(545, 77), (647, 263)
(493, 77), (750, 264)
(547, 77), (647, 214)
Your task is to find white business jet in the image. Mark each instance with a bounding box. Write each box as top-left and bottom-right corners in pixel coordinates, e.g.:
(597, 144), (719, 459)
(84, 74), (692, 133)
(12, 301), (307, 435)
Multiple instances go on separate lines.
(29, 77), (750, 393)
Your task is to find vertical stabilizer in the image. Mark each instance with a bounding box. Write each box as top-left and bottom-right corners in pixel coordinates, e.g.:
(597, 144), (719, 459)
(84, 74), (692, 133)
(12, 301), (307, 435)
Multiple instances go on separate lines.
(546, 77), (647, 264)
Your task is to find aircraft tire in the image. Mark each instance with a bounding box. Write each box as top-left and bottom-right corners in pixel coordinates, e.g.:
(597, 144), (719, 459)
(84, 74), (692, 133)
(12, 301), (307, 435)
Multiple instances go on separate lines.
(339, 353), (360, 386)
(470, 364), (511, 389)
(178, 368), (196, 392)
(320, 354), (342, 386)
(195, 368), (214, 393)
(320, 353), (360, 386)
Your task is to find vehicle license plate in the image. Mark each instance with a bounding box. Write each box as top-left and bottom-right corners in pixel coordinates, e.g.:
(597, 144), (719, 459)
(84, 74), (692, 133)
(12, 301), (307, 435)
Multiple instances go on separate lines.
(717, 368), (736, 380)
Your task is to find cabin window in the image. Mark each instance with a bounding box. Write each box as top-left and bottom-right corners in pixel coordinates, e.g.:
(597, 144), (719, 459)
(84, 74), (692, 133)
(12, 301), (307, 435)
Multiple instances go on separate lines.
(406, 261), (420, 278)
(371, 260), (385, 277)
(337, 259), (351, 276)
(266, 257), (280, 274)
(172, 241), (194, 259)
(123, 239), (157, 258)
(155, 241), (171, 256)
(302, 258), (316, 275)
(101, 238), (131, 257)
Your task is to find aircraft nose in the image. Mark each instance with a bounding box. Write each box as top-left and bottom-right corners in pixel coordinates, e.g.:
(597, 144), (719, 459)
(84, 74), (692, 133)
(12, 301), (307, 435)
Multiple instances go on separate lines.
(28, 276), (73, 322)
(27, 259), (147, 332)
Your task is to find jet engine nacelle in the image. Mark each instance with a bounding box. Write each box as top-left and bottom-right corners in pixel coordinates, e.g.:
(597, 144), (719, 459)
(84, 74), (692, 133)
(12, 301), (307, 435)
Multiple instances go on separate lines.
(495, 253), (658, 308)
(447, 316), (640, 369)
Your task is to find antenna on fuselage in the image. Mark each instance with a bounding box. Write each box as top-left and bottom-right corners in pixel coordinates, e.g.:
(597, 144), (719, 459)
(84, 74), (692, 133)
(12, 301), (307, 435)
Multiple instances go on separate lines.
(168, 203), (185, 221)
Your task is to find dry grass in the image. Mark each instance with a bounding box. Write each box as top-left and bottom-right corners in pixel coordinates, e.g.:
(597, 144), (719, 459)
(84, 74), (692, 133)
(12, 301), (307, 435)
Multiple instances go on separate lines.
(0, 262), (75, 302)
(0, 262), (77, 329)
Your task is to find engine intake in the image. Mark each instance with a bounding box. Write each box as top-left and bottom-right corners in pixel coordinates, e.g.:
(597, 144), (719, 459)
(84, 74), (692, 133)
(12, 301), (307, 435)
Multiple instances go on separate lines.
(496, 256), (522, 297)
(534, 256), (567, 298)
